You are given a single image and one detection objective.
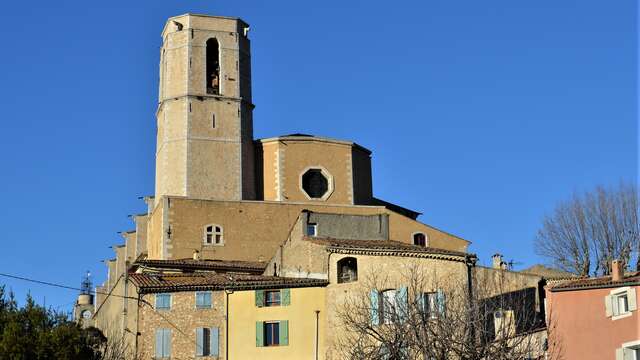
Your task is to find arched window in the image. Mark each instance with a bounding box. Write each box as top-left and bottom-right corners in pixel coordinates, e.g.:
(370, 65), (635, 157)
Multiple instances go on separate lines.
(413, 232), (427, 247)
(337, 257), (358, 283)
(206, 39), (220, 95)
(204, 224), (223, 245)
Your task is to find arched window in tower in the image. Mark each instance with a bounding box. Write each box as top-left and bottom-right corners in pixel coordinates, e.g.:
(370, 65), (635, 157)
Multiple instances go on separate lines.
(206, 38), (220, 95)
(413, 232), (427, 247)
(204, 224), (223, 245)
(337, 257), (358, 283)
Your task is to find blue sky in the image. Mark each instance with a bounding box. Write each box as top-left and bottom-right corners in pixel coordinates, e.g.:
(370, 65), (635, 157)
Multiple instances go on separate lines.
(0, 1), (636, 311)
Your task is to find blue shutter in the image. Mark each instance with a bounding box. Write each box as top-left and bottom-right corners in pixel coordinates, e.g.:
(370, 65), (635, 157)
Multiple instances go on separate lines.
(155, 329), (163, 357)
(211, 327), (219, 356)
(396, 286), (408, 322)
(163, 329), (171, 357)
(205, 292), (212, 307)
(437, 289), (446, 317)
(370, 289), (380, 325)
(196, 328), (204, 356)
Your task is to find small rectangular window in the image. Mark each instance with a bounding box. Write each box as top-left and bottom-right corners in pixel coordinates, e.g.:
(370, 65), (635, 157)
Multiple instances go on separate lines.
(264, 322), (280, 346)
(307, 223), (317, 236)
(265, 290), (281, 307)
(156, 293), (171, 310)
(196, 291), (212, 309)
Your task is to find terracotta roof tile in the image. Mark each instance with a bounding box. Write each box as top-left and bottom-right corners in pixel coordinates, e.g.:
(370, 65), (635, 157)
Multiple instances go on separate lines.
(134, 259), (267, 273)
(549, 272), (640, 292)
(129, 273), (328, 294)
(306, 237), (469, 260)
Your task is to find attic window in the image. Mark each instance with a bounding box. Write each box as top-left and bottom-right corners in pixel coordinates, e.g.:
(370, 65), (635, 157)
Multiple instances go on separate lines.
(302, 169), (329, 199)
(204, 224), (223, 245)
(413, 233), (427, 247)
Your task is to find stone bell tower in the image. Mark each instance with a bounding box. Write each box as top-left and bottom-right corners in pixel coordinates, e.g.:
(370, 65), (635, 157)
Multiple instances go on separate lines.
(155, 14), (255, 202)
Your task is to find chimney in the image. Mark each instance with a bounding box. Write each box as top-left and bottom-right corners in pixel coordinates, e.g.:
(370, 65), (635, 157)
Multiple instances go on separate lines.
(492, 254), (505, 270)
(611, 260), (624, 282)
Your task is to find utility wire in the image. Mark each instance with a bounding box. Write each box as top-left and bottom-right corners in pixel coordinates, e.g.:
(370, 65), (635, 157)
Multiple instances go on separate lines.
(0, 271), (200, 349)
(0, 272), (140, 301)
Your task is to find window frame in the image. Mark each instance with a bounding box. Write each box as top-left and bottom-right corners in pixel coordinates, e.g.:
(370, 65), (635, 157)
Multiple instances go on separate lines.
(264, 321), (280, 347)
(203, 224), (224, 246)
(306, 223), (318, 236)
(381, 289), (398, 324)
(337, 257), (358, 284)
(609, 286), (635, 320)
(299, 166), (334, 201)
(195, 291), (212, 309)
(412, 232), (427, 247)
(265, 290), (281, 307)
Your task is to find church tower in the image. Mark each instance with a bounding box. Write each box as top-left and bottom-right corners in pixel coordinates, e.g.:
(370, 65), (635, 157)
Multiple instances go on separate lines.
(155, 14), (255, 201)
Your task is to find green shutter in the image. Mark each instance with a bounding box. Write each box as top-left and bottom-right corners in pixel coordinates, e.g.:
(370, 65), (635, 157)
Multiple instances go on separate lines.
(281, 289), (291, 306)
(255, 321), (264, 347)
(255, 290), (264, 307)
(279, 320), (289, 346)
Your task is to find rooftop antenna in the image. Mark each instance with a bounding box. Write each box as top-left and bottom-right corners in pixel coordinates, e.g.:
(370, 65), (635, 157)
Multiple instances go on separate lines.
(507, 259), (523, 271)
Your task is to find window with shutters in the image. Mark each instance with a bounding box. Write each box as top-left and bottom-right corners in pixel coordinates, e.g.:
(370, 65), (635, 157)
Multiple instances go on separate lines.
(606, 287), (637, 320)
(196, 291), (212, 309)
(155, 328), (171, 358)
(155, 293), (171, 310)
(374, 287), (408, 325)
(418, 290), (445, 319)
(256, 320), (289, 347)
(337, 257), (358, 283)
(196, 327), (219, 357)
(255, 289), (290, 307)
(616, 340), (640, 360)
(204, 224), (223, 245)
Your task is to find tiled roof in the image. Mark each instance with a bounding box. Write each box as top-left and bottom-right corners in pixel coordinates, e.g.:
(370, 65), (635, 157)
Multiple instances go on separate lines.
(549, 272), (640, 292)
(134, 259), (267, 273)
(306, 237), (470, 261)
(129, 273), (328, 294)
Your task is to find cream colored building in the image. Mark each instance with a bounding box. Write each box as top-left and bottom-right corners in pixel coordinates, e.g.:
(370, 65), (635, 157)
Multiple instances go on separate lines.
(79, 13), (552, 359)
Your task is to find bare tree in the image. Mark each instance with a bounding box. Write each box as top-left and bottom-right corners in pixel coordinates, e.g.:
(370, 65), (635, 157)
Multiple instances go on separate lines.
(535, 181), (639, 276)
(333, 265), (561, 360)
(85, 326), (141, 360)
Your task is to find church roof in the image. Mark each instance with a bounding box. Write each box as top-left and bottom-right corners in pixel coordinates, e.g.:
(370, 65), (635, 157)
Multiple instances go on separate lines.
(306, 237), (471, 262)
(129, 273), (327, 294)
(133, 259), (267, 274)
(258, 134), (372, 154)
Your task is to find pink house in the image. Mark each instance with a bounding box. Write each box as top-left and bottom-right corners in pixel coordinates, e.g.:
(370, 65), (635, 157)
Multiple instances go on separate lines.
(546, 260), (639, 360)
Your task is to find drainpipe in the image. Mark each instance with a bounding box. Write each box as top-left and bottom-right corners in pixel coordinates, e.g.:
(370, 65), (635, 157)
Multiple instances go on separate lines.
(315, 310), (320, 360)
(225, 288), (234, 360)
(465, 254), (477, 342)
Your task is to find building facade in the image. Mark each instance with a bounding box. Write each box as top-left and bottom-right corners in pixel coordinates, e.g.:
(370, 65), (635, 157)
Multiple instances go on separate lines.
(78, 13), (553, 359)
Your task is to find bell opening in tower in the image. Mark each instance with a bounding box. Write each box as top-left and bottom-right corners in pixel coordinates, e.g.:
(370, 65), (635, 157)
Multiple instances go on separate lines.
(206, 38), (220, 95)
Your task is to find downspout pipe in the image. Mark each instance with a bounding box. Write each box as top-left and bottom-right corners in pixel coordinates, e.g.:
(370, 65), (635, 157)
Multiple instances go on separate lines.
(465, 254), (478, 341)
